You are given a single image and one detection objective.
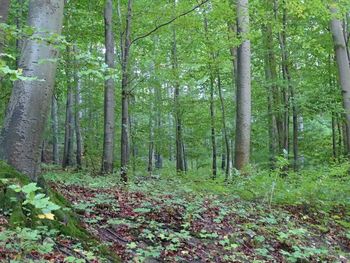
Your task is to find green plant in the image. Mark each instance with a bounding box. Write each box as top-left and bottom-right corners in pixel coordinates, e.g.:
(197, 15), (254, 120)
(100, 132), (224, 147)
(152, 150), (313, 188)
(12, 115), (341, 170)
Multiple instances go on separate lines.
(8, 182), (60, 219)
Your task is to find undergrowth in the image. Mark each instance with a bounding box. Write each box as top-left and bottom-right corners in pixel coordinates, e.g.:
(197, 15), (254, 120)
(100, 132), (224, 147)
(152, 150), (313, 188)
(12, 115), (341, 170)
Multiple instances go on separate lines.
(44, 162), (350, 212)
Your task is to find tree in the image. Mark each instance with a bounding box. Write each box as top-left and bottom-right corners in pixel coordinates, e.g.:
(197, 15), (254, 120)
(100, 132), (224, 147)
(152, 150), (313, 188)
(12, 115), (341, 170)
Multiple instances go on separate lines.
(330, 4), (350, 155)
(234, 0), (251, 170)
(0, 0), (65, 180)
(0, 0), (10, 52)
(101, 0), (116, 174)
(51, 95), (60, 165)
(62, 48), (75, 169)
(120, 0), (133, 182)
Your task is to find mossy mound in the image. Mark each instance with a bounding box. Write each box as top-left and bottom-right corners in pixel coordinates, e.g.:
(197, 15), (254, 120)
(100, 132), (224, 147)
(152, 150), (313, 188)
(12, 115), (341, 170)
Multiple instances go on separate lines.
(0, 161), (120, 262)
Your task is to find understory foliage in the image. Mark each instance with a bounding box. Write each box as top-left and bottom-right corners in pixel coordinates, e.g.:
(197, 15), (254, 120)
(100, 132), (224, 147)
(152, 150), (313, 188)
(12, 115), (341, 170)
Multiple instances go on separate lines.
(10, 165), (347, 262)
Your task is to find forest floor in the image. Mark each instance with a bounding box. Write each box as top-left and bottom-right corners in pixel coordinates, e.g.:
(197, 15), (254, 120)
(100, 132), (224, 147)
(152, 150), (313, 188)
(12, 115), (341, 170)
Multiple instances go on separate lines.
(1, 168), (350, 262)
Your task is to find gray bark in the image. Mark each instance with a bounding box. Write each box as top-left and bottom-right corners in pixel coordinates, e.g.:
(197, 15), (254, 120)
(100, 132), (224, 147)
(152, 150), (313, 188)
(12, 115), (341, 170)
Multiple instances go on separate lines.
(172, 21), (185, 173)
(0, 0), (10, 23)
(102, 0), (116, 174)
(62, 55), (74, 169)
(217, 74), (230, 178)
(330, 6), (350, 154)
(0, 0), (65, 180)
(209, 76), (217, 178)
(234, 0), (251, 170)
(0, 0), (10, 52)
(75, 76), (83, 169)
(51, 95), (59, 165)
(120, 0), (133, 182)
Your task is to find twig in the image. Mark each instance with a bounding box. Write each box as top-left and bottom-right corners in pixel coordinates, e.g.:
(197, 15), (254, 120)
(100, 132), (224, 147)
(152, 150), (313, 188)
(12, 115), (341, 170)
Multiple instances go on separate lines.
(130, 0), (210, 45)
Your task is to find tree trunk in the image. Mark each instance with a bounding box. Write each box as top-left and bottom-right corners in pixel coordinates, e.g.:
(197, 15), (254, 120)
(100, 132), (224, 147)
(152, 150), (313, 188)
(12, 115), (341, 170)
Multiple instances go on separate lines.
(203, 15), (217, 178)
(0, 0), (10, 52)
(217, 74), (230, 178)
(120, 0), (133, 182)
(330, 5), (350, 155)
(0, 0), (64, 180)
(234, 0), (251, 170)
(75, 76), (83, 169)
(171, 4), (185, 173)
(0, 0), (10, 23)
(332, 113), (337, 160)
(209, 76), (217, 178)
(62, 49), (75, 169)
(147, 112), (154, 174)
(101, 0), (116, 174)
(51, 95), (60, 165)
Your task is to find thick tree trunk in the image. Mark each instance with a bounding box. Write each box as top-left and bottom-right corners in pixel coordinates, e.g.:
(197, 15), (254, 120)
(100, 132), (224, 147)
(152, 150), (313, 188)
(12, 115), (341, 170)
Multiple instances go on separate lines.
(0, 0), (64, 180)
(101, 0), (116, 174)
(330, 6), (350, 155)
(62, 49), (75, 169)
(120, 0), (133, 182)
(51, 95), (60, 165)
(234, 0), (251, 170)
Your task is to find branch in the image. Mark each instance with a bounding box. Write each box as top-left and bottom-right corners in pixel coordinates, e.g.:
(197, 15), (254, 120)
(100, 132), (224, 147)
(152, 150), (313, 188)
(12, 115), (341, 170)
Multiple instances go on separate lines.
(131, 0), (210, 45)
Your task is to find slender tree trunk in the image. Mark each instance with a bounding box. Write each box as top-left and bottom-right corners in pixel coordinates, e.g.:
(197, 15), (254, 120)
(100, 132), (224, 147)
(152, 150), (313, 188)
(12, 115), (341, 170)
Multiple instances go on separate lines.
(263, 22), (278, 168)
(0, 0), (65, 179)
(182, 140), (188, 172)
(330, 5), (350, 155)
(234, 0), (251, 170)
(15, 0), (24, 67)
(51, 95), (59, 165)
(120, 0), (133, 182)
(155, 110), (163, 169)
(75, 77), (83, 169)
(62, 48), (75, 168)
(0, 0), (10, 52)
(147, 115), (154, 174)
(332, 113), (337, 159)
(203, 15), (217, 178)
(209, 77), (217, 178)
(0, 0), (10, 23)
(221, 142), (226, 171)
(217, 74), (230, 178)
(337, 118), (343, 157)
(171, 9), (185, 173)
(291, 87), (298, 171)
(102, 0), (116, 174)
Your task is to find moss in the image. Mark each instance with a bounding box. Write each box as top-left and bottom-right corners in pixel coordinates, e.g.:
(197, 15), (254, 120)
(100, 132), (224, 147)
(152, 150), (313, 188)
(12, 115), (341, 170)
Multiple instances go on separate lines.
(0, 161), (120, 262)
(9, 203), (27, 227)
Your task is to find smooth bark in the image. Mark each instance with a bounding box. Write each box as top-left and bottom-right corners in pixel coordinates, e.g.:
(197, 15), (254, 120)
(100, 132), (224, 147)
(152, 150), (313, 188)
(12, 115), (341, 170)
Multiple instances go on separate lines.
(120, 0), (133, 182)
(62, 54), (75, 169)
(75, 77), (83, 169)
(217, 74), (230, 178)
(172, 22), (185, 173)
(0, 0), (64, 179)
(51, 95), (59, 165)
(102, 0), (116, 174)
(0, 0), (10, 52)
(330, 6), (350, 155)
(234, 0), (251, 170)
